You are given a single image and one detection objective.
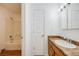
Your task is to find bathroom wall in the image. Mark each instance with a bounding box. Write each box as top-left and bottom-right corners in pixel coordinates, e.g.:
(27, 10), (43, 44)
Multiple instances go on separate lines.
(44, 3), (60, 55)
(0, 5), (21, 51)
(45, 4), (60, 35)
(0, 6), (11, 51)
(0, 7), (5, 50)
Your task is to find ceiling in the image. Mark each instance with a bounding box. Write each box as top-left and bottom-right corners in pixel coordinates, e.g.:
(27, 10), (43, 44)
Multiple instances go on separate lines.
(0, 3), (21, 14)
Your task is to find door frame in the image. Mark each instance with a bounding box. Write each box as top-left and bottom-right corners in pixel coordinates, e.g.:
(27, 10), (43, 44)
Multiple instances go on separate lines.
(21, 3), (25, 56)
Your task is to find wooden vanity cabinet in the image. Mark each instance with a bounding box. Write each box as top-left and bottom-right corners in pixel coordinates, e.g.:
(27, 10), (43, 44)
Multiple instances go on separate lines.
(48, 41), (55, 56)
(48, 40), (65, 56)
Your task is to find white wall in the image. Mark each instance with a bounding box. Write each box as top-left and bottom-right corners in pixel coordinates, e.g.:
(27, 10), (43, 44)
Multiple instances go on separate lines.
(45, 4), (61, 55)
(45, 4), (60, 35)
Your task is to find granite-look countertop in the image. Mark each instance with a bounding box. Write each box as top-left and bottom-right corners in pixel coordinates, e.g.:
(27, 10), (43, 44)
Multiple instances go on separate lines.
(49, 38), (79, 56)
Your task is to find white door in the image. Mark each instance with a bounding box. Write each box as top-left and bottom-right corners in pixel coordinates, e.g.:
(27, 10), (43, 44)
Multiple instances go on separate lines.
(32, 9), (45, 55)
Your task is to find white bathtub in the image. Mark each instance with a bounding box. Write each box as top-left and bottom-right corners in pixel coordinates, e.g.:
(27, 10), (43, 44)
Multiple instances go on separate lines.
(5, 43), (21, 50)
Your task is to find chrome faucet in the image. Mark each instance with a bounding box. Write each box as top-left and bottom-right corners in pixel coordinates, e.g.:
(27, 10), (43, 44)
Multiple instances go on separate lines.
(64, 37), (72, 44)
(69, 39), (72, 44)
(67, 38), (70, 42)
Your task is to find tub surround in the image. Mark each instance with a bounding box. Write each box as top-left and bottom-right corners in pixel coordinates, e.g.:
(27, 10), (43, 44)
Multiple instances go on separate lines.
(48, 36), (79, 56)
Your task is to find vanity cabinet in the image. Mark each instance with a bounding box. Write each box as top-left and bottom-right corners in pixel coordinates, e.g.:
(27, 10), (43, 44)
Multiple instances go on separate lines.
(48, 41), (54, 56)
(48, 40), (65, 56)
(61, 3), (79, 29)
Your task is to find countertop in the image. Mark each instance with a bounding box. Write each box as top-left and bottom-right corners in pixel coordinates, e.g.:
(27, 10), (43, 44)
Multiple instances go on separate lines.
(49, 37), (79, 56)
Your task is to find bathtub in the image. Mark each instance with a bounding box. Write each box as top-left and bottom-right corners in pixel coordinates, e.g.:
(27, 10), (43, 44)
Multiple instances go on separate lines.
(5, 43), (21, 50)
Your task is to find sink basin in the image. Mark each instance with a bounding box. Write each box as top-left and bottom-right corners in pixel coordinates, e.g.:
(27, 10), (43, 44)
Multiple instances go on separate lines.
(55, 40), (76, 48)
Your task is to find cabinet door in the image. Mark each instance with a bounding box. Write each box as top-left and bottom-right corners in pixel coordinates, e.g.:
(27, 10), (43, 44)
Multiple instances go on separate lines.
(48, 43), (53, 56)
(51, 43), (64, 56)
(61, 6), (68, 29)
(48, 41), (55, 56)
(68, 3), (79, 29)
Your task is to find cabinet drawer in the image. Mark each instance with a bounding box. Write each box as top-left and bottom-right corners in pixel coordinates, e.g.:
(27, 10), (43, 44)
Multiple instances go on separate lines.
(51, 43), (64, 56)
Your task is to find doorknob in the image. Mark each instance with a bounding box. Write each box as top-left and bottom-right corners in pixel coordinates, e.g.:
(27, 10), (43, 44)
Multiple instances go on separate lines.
(41, 34), (45, 37)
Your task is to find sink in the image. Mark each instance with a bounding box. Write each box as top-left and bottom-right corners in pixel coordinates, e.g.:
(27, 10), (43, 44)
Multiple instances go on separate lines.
(55, 40), (76, 48)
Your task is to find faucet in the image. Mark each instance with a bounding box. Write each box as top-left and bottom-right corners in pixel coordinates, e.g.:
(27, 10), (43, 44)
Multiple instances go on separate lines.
(67, 38), (72, 44)
(64, 37), (68, 41)
(69, 39), (72, 44)
(67, 38), (69, 42)
(64, 37), (72, 44)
